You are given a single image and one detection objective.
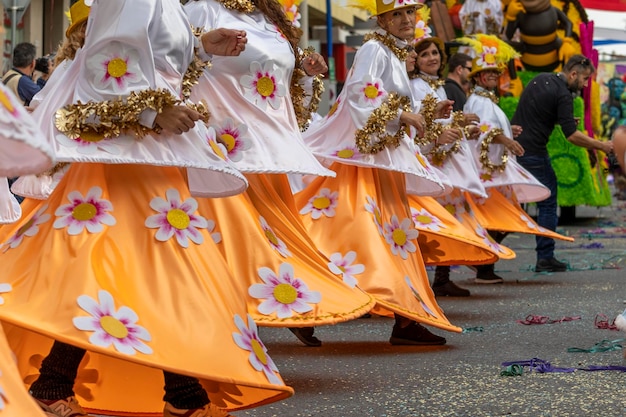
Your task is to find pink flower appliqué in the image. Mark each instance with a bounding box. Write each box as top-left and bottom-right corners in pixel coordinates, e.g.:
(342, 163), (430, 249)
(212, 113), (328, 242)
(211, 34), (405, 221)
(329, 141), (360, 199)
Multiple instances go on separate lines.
(233, 314), (282, 385)
(53, 187), (116, 235)
(299, 188), (338, 219)
(145, 189), (208, 248)
(249, 263), (321, 318)
(73, 290), (152, 355)
(328, 251), (365, 288)
(383, 215), (419, 259)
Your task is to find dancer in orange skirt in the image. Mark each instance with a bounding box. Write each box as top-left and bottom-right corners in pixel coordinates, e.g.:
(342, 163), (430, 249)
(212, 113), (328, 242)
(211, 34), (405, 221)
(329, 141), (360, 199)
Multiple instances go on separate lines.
(0, 1), (294, 416)
(297, 0), (463, 346)
(184, 0), (375, 348)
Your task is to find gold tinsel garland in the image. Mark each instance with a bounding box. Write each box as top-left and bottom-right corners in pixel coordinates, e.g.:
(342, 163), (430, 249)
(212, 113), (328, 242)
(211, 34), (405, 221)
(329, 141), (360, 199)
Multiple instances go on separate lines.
(182, 27), (212, 101)
(354, 92), (412, 154)
(417, 74), (445, 90)
(417, 94), (463, 166)
(363, 32), (410, 61)
(479, 127), (509, 174)
(292, 47), (324, 131)
(472, 88), (499, 104)
(41, 162), (70, 177)
(216, 0), (255, 13)
(55, 89), (209, 139)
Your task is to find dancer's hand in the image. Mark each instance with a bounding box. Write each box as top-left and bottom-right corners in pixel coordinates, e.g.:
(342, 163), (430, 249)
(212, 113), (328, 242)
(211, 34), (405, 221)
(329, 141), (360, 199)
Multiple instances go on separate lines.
(201, 28), (247, 56)
(302, 53), (328, 76)
(155, 106), (201, 135)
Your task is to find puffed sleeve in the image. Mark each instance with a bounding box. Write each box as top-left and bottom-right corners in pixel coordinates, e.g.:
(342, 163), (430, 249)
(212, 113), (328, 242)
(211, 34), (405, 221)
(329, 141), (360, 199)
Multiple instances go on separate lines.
(344, 41), (406, 130)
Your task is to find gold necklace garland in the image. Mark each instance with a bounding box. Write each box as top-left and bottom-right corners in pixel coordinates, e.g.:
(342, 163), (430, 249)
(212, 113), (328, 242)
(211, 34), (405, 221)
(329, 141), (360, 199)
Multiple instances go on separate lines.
(363, 32), (410, 61)
(55, 89), (210, 139)
(182, 27), (212, 101)
(355, 92), (412, 154)
(479, 127), (509, 174)
(417, 74), (445, 91)
(292, 47), (324, 131)
(472, 88), (499, 104)
(216, 0), (255, 13)
(416, 94), (463, 166)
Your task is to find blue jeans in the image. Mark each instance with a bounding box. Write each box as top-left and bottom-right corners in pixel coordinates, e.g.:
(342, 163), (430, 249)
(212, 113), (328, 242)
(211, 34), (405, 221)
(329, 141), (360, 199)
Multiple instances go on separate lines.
(517, 154), (557, 260)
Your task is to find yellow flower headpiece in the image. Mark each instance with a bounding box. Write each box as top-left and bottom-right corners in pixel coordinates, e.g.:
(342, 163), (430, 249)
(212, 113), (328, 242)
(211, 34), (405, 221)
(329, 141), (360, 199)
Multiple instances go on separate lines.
(458, 34), (520, 78)
(65, 0), (91, 37)
(348, 0), (422, 18)
(412, 6), (445, 57)
(278, 0), (303, 27)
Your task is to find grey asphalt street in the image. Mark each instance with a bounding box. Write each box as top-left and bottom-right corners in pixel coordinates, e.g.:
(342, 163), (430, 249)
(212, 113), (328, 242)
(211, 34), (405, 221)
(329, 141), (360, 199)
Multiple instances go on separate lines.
(234, 201), (626, 417)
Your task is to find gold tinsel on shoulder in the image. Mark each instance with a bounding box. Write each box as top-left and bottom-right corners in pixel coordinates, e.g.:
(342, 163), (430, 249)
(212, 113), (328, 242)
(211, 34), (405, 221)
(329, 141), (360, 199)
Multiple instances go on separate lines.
(55, 89), (209, 139)
(417, 74), (445, 90)
(216, 0), (255, 13)
(354, 92), (412, 154)
(472, 88), (499, 104)
(291, 47), (325, 131)
(363, 32), (410, 61)
(479, 127), (508, 174)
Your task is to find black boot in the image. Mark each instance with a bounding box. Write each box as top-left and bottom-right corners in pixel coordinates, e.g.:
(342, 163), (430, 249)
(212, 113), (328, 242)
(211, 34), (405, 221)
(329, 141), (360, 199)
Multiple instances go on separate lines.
(389, 315), (446, 345)
(288, 327), (321, 347)
(475, 263), (504, 284)
(432, 266), (470, 296)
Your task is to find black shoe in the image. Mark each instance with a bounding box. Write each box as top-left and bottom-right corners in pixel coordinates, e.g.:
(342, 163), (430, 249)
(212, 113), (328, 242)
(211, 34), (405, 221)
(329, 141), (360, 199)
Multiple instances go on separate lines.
(432, 281), (471, 297)
(288, 327), (322, 347)
(389, 321), (447, 346)
(474, 264), (504, 284)
(535, 257), (567, 273)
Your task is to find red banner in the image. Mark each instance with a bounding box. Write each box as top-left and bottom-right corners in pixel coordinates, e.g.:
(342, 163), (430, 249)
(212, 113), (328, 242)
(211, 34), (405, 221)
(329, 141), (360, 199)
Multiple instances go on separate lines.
(580, 0), (626, 12)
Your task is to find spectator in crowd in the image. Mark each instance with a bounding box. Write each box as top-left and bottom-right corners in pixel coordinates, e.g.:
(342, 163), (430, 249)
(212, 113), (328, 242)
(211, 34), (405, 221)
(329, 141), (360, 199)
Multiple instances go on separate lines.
(443, 52), (473, 110)
(2, 42), (41, 106)
(512, 54), (613, 272)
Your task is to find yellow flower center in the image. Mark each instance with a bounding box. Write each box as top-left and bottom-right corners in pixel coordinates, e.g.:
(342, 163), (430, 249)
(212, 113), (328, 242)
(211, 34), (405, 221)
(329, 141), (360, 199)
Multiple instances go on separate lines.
(392, 228), (408, 246)
(80, 130), (106, 143)
(374, 210), (382, 226)
(209, 140), (227, 160)
(338, 265), (346, 273)
(107, 58), (127, 78)
(100, 315), (129, 339)
(416, 215), (433, 225)
(444, 204), (456, 216)
(251, 339), (268, 365)
(485, 54), (496, 65)
(480, 124), (490, 133)
(337, 149), (354, 159)
(312, 196), (330, 210)
(415, 28), (425, 39)
(273, 283), (298, 304)
(15, 218), (35, 237)
(0, 90), (14, 114)
(265, 229), (279, 246)
(328, 101), (338, 116)
(166, 208), (191, 230)
(364, 85), (379, 99)
(286, 11), (295, 21)
(72, 203), (97, 221)
(256, 76), (275, 97)
(219, 133), (236, 152)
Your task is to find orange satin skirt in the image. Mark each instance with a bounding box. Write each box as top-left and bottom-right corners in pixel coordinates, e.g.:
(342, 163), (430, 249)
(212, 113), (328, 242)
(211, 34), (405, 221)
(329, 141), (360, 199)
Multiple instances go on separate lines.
(0, 163), (292, 415)
(196, 173), (375, 328)
(295, 163), (461, 333)
(466, 187), (575, 242)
